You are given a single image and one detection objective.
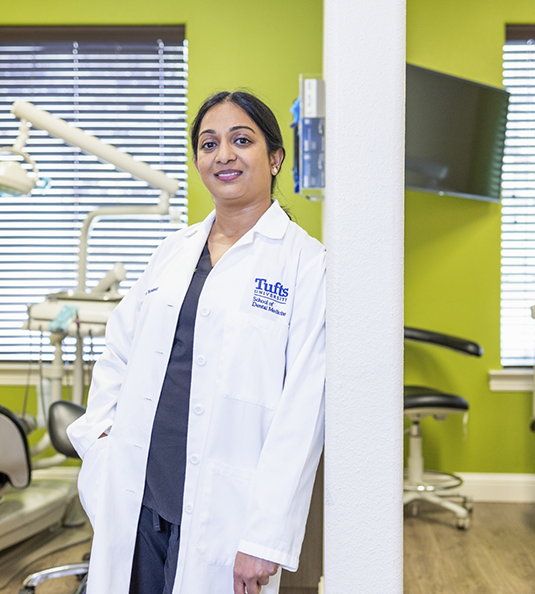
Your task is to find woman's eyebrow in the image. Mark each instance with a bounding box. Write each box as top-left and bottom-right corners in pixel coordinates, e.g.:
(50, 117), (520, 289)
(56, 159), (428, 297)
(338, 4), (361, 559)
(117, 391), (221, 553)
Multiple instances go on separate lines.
(199, 125), (256, 137)
(229, 125), (255, 134)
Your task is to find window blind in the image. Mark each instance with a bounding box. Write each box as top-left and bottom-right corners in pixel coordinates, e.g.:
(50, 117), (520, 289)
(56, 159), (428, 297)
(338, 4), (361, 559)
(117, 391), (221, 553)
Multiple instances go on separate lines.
(502, 27), (535, 366)
(0, 26), (188, 361)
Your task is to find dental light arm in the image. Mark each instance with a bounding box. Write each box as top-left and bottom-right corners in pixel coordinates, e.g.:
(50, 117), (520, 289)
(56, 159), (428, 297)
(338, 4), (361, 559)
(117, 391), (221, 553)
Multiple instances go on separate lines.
(11, 101), (177, 193)
(10, 101), (180, 291)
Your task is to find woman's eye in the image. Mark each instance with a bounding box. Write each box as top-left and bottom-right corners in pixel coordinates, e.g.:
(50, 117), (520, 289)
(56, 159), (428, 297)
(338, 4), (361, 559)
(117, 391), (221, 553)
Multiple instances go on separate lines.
(236, 137), (251, 145)
(201, 141), (216, 150)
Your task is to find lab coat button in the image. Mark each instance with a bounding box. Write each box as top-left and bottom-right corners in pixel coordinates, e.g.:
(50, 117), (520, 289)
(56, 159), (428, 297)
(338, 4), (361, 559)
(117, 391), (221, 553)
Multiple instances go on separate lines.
(194, 404), (204, 415)
(200, 307), (210, 317)
(197, 356), (207, 366)
(185, 504), (193, 514)
(190, 454), (200, 465)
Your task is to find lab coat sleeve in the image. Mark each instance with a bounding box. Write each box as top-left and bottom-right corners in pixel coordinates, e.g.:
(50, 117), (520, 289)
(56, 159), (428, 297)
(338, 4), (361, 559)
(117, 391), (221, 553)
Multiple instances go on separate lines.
(66, 242), (164, 459)
(237, 248), (326, 571)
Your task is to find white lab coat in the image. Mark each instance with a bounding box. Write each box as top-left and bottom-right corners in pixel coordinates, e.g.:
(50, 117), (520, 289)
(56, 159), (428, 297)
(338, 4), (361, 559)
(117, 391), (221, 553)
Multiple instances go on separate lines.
(67, 200), (326, 594)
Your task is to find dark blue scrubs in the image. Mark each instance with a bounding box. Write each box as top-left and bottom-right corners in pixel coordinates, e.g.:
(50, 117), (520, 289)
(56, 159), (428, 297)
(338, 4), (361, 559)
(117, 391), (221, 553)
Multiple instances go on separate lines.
(129, 243), (212, 594)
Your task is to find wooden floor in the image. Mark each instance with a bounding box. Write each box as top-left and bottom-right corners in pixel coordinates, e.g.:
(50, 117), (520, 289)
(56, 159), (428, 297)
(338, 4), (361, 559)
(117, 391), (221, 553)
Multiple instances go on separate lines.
(404, 501), (535, 593)
(0, 535), (91, 594)
(2, 502), (535, 593)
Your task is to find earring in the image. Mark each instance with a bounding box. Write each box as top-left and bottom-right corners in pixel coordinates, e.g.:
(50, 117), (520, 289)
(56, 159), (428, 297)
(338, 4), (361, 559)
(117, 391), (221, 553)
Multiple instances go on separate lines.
(272, 167), (278, 175)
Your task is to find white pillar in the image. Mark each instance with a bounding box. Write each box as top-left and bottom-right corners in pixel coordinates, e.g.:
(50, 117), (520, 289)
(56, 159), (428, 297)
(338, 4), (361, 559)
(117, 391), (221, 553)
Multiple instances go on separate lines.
(323, 0), (405, 591)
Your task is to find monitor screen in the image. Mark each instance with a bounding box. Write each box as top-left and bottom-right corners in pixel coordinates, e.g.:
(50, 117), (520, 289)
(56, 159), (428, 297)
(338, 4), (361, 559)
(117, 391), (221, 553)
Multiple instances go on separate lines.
(405, 64), (510, 202)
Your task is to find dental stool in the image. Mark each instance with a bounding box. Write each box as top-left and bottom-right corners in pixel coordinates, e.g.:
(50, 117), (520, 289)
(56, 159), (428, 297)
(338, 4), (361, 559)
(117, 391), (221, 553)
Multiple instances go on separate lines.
(403, 327), (483, 530)
(19, 400), (88, 594)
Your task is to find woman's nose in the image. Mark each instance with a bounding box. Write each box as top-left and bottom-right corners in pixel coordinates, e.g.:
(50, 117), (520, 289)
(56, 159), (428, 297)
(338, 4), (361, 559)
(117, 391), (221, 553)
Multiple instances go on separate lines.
(216, 140), (236, 163)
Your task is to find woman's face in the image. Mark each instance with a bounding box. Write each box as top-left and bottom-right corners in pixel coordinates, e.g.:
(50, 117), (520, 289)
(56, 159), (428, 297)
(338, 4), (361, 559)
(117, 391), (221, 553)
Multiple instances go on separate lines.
(194, 101), (283, 209)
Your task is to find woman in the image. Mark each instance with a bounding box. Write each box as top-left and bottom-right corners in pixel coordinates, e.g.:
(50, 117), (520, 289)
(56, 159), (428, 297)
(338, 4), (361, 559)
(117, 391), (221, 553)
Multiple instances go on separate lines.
(67, 91), (326, 594)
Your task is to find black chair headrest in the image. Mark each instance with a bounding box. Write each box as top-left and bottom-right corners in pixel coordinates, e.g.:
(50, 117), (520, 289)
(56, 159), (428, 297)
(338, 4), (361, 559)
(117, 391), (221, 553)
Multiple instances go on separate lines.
(48, 401), (86, 459)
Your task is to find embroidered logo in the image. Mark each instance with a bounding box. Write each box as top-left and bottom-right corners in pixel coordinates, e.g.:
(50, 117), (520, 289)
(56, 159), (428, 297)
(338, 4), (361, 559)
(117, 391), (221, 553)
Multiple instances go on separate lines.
(252, 278), (289, 317)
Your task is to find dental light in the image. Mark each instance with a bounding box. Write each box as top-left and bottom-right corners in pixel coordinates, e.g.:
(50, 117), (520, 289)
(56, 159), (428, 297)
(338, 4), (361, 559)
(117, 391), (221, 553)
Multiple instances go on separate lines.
(0, 117), (39, 196)
(0, 156), (38, 196)
(5, 101), (180, 405)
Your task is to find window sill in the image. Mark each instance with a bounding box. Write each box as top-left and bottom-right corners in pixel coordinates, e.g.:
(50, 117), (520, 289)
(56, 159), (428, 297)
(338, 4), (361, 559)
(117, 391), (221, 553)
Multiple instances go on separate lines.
(0, 362), (70, 387)
(489, 369), (533, 392)
(2, 364), (532, 392)
(0, 363), (37, 386)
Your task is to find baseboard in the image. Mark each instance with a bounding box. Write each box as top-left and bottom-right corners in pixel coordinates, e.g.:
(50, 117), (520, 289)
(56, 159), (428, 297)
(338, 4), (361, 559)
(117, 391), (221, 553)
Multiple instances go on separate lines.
(451, 472), (535, 503)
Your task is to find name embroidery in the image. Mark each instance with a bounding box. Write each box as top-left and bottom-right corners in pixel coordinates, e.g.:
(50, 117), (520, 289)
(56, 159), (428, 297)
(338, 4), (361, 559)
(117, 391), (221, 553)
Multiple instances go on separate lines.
(252, 278), (288, 317)
(145, 287), (159, 296)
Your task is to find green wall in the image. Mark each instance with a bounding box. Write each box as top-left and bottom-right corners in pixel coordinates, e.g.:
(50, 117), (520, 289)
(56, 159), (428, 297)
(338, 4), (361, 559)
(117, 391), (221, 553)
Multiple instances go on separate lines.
(0, 0), (323, 414)
(5, 0), (535, 476)
(406, 0), (535, 473)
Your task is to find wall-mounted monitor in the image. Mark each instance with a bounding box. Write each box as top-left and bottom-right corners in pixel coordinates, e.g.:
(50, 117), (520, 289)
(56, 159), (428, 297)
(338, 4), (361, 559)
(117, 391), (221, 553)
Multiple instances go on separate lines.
(405, 64), (510, 202)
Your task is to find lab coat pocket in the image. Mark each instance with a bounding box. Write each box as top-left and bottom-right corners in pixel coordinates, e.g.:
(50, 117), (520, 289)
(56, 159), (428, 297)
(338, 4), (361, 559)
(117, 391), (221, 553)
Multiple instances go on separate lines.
(217, 311), (288, 410)
(77, 436), (109, 529)
(198, 459), (253, 566)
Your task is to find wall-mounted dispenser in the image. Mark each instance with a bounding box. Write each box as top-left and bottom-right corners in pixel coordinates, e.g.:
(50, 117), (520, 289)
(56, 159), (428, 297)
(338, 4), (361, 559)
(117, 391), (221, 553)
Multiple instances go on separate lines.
(291, 75), (325, 201)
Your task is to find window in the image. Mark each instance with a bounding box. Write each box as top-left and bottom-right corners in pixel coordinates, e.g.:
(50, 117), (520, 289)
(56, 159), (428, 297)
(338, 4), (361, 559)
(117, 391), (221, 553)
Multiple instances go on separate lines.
(0, 26), (188, 361)
(500, 25), (535, 366)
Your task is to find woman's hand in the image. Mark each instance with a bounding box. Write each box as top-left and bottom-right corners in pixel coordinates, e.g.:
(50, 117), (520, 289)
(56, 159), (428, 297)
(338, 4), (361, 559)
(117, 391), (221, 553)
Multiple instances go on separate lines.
(233, 552), (279, 594)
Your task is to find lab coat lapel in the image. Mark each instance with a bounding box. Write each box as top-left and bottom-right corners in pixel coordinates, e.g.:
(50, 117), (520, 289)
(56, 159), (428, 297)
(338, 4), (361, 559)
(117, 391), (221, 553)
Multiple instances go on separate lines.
(159, 212), (215, 310)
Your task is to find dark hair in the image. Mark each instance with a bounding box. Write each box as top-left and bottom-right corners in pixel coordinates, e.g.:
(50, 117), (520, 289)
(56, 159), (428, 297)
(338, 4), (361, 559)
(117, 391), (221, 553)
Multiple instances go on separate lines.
(190, 91), (286, 194)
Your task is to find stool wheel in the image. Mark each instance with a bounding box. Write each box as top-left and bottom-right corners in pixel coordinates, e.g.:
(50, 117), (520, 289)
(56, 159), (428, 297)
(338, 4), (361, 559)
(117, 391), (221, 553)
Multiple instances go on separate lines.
(456, 516), (470, 530)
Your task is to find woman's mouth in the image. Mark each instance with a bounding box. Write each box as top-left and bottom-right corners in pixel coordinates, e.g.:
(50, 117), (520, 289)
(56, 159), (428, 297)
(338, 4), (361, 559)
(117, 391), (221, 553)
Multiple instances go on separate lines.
(215, 170), (242, 181)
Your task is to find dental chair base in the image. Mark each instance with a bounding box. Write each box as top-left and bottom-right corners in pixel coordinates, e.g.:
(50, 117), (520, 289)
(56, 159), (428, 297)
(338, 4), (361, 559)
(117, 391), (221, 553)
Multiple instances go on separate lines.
(20, 401), (88, 594)
(19, 563), (88, 594)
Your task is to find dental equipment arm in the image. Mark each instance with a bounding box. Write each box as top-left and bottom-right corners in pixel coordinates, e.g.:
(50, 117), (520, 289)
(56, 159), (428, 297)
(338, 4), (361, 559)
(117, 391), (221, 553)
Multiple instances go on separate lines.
(10, 101), (180, 292)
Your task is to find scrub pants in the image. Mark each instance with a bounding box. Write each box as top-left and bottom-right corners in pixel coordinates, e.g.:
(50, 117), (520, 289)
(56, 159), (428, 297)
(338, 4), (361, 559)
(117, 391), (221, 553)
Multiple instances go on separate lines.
(129, 505), (180, 594)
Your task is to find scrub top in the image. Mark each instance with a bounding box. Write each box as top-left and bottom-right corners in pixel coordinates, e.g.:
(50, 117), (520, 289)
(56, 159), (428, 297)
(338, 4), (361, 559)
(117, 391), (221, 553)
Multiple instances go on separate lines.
(142, 243), (212, 525)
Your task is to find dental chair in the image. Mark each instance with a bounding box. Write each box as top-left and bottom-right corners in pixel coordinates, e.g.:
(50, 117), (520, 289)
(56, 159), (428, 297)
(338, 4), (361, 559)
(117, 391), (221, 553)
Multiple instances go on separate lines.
(19, 400), (88, 594)
(403, 327), (483, 530)
(0, 405), (32, 493)
(0, 405), (78, 552)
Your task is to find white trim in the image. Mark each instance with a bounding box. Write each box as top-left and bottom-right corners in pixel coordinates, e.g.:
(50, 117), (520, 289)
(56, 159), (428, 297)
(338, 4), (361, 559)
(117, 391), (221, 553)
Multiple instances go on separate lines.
(488, 368), (533, 392)
(451, 472), (535, 503)
(0, 363), (36, 386)
(3, 364), (530, 393)
(0, 362), (72, 387)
